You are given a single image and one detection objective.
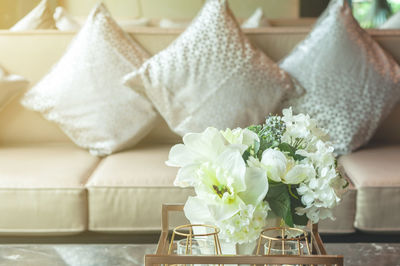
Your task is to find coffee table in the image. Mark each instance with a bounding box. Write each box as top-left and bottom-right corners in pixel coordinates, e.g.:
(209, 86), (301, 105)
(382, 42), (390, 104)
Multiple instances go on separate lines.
(0, 243), (399, 265)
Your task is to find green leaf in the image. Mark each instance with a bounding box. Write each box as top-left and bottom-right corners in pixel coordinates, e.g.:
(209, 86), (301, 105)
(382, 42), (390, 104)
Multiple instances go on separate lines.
(247, 125), (262, 134)
(258, 139), (267, 159)
(242, 149), (251, 164)
(278, 143), (306, 161)
(265, 183), (294, 227)
(289, 185), (308, 226)
(278, 142), (294, 154)
(253, 140), (260, 157)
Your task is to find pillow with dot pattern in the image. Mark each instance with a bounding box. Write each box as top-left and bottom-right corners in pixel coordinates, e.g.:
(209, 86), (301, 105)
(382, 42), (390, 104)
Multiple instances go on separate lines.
(124, 0), (302, 136)
(280, 0), (400, 155)
(22, 3), (157, 156)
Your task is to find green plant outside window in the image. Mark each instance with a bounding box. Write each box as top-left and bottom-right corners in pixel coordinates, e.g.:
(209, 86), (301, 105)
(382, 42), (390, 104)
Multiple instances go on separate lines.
(353, 0), (400, 28)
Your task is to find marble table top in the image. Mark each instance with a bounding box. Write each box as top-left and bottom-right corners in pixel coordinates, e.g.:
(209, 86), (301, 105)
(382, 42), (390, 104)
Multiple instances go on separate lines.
(0, 243), (399, 266)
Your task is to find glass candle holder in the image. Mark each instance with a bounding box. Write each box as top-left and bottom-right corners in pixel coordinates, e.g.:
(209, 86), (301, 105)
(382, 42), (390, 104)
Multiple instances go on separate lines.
(177, 237), (218, 255)
(264, 240), (304, 255)
(256, 227), (310, 256)
(168, 224), (222, 256)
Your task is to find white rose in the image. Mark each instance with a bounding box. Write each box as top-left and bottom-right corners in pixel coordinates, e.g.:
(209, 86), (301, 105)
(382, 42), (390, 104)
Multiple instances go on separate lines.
(260, 149), (288, 182)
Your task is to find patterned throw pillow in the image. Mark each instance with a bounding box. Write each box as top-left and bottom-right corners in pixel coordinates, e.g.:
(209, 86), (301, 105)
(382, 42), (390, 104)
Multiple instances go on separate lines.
(0, 66), (28, 112)
(125, 0), (301, 136)
(10, 0), (56, 31)
(280, 0), (400, 155)
(22, 3), (156, 156)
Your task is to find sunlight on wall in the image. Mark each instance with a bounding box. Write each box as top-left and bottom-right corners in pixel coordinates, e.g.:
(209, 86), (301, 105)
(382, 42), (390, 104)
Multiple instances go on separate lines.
(0, 0), (300, 28)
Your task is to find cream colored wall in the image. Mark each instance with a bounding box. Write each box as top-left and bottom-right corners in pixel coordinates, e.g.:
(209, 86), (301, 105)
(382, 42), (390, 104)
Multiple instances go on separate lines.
(0, 0), (299, 28)
(58, 0), (141, 18)
(229, 0), (299, 19)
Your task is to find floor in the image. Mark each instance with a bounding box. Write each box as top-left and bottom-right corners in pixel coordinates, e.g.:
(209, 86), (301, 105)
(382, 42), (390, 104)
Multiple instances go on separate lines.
(0, 243), (399, 266)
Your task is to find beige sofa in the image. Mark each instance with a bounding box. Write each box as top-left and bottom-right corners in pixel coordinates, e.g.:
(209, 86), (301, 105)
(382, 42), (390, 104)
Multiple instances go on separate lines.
(0, 28), (399, 237)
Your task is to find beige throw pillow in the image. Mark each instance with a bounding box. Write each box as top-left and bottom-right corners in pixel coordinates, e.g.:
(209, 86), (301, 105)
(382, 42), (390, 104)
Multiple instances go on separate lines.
(22, 3), (156, 156)
(53, 7), (81, 31)
(125, 0), (301, 136)
(242, 7), (270, 28)
(10, 0), (56, 31)
(0, 66), (28, 112)
(280, 0), (400, 155)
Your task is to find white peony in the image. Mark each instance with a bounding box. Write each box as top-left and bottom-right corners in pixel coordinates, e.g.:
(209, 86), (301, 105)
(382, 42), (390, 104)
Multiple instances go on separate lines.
(248, 148), (316, 185)
(284, 164), (316, 184)
(248, 149), (287, 182)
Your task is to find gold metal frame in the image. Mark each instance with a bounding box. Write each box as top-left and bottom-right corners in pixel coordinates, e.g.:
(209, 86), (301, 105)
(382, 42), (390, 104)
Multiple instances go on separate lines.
(145, 204), (344, 266)
(256, 227), (311, 256)
(167, 224), (222, 255)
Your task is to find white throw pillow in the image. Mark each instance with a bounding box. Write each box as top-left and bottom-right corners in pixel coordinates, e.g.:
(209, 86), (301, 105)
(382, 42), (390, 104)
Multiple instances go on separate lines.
(242, 7), (270, 28)
(158, 19), (190, 28)
(22, 3), (157, 156)
(119, 18), (150, 29)
(380, 11), (400, 29)
(125, 0), (301, 136)
(0, 66), (28, 112)
(53, 7), (80, 31)
(280, 0), (400, 155)
(10, 0), (56, 31)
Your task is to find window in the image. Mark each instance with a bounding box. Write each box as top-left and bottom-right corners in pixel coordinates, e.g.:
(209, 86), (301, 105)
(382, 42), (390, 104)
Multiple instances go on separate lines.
(353, 0), (400, 28)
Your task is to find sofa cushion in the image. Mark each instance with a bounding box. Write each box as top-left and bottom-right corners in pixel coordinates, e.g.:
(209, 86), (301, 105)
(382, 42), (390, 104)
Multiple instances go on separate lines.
(10, 0), (56, 31)
(124, 0), (302, 136)
(21, 3), (156, 156)
(339, 144), (400, 231)
(0, 66), (28, 112)
(86, 143), (354, 233)
(280, 0), (400, 155)
(0, 145), (99, 235)
(86, 144), (194, 232)
(318, 182), (356, 234)
(53, 7), (80, 31)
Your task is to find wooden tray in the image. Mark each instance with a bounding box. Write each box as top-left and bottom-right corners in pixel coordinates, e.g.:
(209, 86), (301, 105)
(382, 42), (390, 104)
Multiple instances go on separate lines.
(145, 204), (344, 265)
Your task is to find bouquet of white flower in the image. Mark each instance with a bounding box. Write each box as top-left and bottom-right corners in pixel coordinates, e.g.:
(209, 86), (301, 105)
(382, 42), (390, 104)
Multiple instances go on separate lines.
(167, 108), (348, 244)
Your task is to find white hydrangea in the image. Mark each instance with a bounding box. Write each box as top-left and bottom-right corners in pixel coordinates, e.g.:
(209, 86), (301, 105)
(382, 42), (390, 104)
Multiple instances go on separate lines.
(218, 201), (270, 244)
(282, 107), (329, 152)
(279, 108), (346, 224)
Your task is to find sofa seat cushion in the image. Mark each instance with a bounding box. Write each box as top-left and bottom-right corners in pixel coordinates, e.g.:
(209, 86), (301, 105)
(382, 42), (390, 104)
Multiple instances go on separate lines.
(86, 143), (353, 233)
(339, 144), (400, 232)
(0, 144), (99, 235)
(318, 182), (356, 234)
(86, 144), (194, 232)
